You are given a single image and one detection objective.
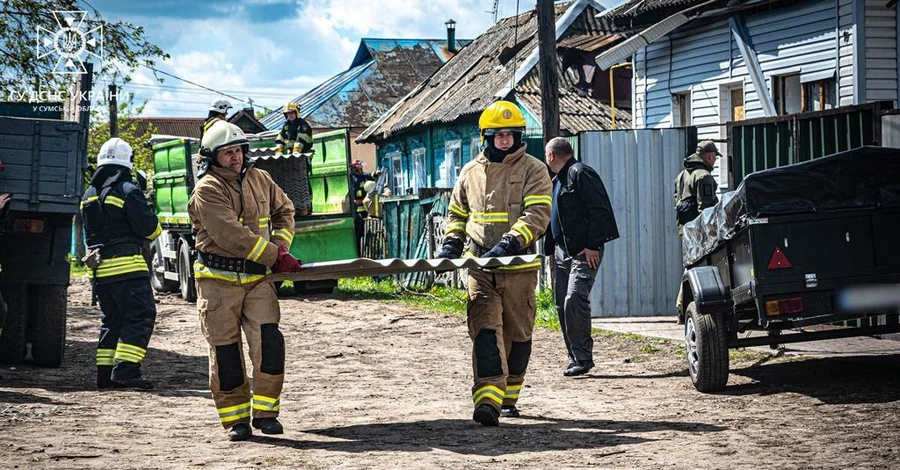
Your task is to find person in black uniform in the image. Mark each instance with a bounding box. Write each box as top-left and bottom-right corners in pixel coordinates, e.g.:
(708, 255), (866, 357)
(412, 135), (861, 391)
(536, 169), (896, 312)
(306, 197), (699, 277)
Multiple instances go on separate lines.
(80, 138), (163, 389)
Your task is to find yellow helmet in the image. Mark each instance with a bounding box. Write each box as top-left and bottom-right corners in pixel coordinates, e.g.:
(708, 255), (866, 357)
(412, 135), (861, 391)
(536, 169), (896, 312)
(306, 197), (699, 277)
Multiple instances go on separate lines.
(282, 102), (300, 115)
(479, 100), (526, 137)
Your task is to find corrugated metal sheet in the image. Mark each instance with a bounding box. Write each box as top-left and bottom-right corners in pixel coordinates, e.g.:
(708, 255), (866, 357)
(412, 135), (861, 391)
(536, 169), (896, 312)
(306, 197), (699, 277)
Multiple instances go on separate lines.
(359, 1), (628, 142)
(884, 112), (900, 147)
(579, 128), (689, 317)
(260, 38), (467, 131)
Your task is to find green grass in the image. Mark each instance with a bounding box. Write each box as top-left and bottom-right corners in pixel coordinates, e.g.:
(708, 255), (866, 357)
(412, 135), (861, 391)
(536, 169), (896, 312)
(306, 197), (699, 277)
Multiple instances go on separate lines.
(69, 260), (90, 277)
(335, 277), (561, 329)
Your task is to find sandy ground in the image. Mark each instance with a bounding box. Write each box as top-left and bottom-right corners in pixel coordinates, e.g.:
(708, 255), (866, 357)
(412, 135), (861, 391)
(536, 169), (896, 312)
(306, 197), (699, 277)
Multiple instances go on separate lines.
(1, 276), (899, 469)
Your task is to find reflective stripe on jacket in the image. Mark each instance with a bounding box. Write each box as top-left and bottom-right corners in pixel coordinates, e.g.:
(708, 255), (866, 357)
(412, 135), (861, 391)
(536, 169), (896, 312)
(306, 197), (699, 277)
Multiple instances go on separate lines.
(188, 163), (295, 280)
(445, 144), (551, 271)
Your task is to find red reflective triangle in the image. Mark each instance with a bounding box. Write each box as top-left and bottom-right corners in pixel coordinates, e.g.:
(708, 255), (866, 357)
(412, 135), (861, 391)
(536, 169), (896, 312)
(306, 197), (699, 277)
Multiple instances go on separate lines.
(767, 246), (792, 270)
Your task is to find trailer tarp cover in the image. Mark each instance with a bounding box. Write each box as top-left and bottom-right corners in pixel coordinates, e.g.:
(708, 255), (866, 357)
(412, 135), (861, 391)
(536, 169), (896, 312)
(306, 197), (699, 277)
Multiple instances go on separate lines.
(683, 146), (900, 266)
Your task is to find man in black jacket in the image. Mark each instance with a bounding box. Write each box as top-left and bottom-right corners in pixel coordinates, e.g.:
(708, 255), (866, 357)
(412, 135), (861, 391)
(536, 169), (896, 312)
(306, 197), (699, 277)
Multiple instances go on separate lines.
(545, 137), (619, 377)
(81, 138), (162, 389)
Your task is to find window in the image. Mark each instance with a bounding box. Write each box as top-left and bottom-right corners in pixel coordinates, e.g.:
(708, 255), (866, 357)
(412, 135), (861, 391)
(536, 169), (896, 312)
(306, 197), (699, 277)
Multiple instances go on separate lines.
(802, 78), (835, 112)
(672, 91), (692, 127)
(469, 136), (481, 164)
(440, 139), (461, 188)
(410, 147), (427, 193)
(719, 82), (744, 139)
(387, 150), (404, 194)
(773, 74), (802, 115)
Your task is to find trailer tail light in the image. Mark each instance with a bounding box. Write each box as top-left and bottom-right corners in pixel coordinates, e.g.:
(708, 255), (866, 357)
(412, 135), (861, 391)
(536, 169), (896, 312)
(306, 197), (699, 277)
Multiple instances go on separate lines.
(12, 217), (44, 234)
(767, 246), (792, 270)
(765, 297), (804, 317)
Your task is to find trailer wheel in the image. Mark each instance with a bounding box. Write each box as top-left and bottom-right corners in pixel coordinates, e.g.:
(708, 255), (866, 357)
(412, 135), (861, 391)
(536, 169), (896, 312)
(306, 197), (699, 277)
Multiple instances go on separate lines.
(684, 301), (729, 392)
(178, 242), (197, 303)
(0, 283), (27, 364)
(149, 239), (178, 293)
(30, 285), (67, 367)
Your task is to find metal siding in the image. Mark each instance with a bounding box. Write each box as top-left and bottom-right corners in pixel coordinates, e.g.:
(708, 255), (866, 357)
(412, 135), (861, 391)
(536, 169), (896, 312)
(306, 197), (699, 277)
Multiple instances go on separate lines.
(839, 0), (856, 106)
(864, 0), (898, 104)
(579, 129), (687, 317)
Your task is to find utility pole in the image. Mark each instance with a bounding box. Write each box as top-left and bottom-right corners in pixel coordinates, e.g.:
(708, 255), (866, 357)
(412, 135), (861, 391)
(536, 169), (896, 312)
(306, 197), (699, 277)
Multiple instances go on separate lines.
(108, 83), (118, 138)
(537, 0), (560, 146)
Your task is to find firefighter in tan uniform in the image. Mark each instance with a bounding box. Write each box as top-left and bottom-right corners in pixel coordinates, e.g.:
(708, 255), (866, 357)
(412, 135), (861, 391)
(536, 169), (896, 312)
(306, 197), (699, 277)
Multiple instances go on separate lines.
(188, 121), (303, 441)
(436, 100), (552, 426)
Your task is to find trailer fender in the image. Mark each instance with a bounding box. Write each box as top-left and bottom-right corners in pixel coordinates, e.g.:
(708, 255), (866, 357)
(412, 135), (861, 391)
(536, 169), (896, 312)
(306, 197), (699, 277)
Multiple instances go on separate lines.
(684, 267), (732, 315)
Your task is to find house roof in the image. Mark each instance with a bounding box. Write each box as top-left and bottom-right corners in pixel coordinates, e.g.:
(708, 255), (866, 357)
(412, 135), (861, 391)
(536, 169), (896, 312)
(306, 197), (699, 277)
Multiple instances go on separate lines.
(357, 0), (630, 143)
(259, 37), (470, 131)
(129, 117), (204, 139)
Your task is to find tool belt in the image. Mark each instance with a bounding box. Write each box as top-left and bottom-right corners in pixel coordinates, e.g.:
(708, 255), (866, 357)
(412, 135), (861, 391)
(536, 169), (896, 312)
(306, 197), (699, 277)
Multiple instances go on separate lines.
(197, 251), (268, 275)
(467, 240), (536, 257)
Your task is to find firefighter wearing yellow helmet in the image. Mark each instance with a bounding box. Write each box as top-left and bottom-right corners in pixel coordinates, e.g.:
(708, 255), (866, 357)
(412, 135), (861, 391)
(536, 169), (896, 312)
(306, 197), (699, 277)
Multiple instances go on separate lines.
(188, 120), (302, 441)
(435, 100), (552, 426)
(275, 101), (313, 155)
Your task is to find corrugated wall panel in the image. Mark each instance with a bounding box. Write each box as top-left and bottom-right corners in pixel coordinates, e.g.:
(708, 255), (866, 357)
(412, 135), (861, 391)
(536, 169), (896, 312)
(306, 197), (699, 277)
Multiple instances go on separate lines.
(864, 0), (898, 104)
(838, 0), (856, 106)
(579, 129), (688, 317)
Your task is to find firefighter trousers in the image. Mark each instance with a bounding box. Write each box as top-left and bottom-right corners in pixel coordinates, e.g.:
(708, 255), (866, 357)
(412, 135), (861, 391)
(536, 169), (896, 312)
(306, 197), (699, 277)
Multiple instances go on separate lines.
(197, 277), (285, 429)
(94, 277), (157, 380)
(467, 268), (537, 412)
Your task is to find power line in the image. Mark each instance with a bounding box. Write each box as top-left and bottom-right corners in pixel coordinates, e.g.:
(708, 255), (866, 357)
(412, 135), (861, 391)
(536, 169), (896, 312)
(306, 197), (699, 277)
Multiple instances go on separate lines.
(140, 63), (277, 113)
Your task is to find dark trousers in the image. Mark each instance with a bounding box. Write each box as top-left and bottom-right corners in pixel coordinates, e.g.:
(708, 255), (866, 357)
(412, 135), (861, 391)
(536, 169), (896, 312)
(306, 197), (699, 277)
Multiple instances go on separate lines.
(554, 245), (601, 364)
(95, 277), (157, 379)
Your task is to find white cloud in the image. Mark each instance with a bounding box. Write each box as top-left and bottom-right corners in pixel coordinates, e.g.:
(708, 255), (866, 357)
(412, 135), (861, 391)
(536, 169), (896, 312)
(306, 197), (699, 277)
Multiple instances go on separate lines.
(114, 0), (524, 119)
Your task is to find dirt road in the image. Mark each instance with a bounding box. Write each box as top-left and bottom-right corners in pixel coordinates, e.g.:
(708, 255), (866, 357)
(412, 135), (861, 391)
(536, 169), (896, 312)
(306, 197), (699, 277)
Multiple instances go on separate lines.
(1, 276), (899, 469)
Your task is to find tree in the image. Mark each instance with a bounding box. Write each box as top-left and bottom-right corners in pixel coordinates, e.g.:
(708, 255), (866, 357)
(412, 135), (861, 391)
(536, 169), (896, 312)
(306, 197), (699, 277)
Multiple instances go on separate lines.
(87, 94), (156, 183)
(0, 0), (168, 93)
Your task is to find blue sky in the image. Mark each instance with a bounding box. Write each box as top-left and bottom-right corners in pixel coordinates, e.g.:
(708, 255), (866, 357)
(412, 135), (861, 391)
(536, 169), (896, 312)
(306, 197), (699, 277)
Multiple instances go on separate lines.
(82, 0), (535, 119)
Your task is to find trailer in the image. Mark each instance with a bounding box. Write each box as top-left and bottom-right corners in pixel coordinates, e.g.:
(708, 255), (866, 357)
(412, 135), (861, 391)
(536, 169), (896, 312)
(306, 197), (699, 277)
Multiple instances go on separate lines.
(678, 146), (900, 392)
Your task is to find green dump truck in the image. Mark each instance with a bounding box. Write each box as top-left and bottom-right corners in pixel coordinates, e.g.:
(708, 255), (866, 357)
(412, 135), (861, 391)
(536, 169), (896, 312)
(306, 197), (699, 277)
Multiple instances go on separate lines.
(0, 104), (87, 367)
(148, 129), (357, 301)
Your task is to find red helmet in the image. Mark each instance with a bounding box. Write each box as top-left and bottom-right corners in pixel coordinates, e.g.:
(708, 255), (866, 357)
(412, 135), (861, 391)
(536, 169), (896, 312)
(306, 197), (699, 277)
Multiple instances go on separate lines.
(350, 160), (364, 171)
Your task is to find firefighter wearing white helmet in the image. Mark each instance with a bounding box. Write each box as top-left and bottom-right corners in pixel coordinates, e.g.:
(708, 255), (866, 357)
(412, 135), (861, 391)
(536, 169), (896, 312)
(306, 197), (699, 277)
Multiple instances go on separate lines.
(435, 100), (552, 426)
(201, 98), (233, 138)
(80, 137), (162, 390)
(188, 119), (301, 441)
(274, 101), (312, 155)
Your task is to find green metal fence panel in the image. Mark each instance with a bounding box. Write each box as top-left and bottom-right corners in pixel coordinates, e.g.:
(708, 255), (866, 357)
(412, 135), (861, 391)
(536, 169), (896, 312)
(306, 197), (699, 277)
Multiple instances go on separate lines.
(728, 103), (889, 187)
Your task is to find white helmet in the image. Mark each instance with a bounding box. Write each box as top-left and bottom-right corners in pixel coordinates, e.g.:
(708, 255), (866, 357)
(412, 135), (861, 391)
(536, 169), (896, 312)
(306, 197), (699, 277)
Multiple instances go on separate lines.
(97, 137), (133, 169)
(200, 120), (249, 157)
(210, 99), (232, 114)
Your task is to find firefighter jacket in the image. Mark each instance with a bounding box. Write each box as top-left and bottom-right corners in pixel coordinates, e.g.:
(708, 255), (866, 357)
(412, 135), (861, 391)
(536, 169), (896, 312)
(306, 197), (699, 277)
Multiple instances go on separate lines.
(188, 162), (295, 284)
(81, 165), (162, 285)
(351, 172), (374, 215)
(445, 144), (551, 271)
(276, 117), (313, 154)
(548, 158), (619, 258)
(200, 115), (225, 139)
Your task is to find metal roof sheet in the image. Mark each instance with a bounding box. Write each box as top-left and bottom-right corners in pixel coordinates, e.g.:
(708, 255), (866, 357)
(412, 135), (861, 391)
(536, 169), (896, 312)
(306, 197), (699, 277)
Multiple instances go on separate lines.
(259, 38), (469, 131)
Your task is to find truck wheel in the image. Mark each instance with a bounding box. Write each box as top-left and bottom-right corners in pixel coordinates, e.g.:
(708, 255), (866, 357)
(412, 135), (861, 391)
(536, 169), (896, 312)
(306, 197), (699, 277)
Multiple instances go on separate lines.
(149, 239), (178, 293)
(684, 302), (729, 392)
(30, 285), (67, 367)
(178, 242), (197, 303)
(0, 284), (27, 364)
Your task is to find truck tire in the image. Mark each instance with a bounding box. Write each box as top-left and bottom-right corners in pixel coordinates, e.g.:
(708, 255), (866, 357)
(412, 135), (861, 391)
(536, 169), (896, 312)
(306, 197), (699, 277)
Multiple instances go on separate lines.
(0, 283), (27, 364)
(30, 285), (67, 367)
(684, 302), (729, 392)
(178, 241), (197, 303)
(149, 239), (178, 293)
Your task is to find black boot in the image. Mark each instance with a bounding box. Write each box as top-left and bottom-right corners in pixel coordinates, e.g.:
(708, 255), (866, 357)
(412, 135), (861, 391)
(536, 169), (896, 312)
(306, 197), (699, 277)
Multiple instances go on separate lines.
(229, 423), (252, 441)
(472, 404), (500, 427)
(111, 376), (154, 389)
(111, 363), (154, 389)
(97, 366), (117, 389)
(500, 405), (520, 418)
(251, 418), (284, 435)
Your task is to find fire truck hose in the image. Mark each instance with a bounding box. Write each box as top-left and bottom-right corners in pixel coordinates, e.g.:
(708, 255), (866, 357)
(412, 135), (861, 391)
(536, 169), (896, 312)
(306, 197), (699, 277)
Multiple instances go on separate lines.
(270, 254), (542, 282)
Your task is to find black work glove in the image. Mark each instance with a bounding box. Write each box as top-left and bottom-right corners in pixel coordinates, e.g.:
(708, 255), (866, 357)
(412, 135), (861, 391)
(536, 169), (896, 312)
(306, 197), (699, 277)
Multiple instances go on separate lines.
(482, 234), (520, 258)
(435, 237), (464, 259)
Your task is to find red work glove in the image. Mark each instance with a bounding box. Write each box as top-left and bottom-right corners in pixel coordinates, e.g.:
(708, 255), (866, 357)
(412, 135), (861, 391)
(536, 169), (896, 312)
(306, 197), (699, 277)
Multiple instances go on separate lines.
(273, 245), (303, 273)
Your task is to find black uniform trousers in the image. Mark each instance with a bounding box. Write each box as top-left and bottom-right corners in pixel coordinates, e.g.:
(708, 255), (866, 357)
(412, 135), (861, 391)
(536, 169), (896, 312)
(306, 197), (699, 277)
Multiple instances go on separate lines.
(95, 276), (157, 380)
